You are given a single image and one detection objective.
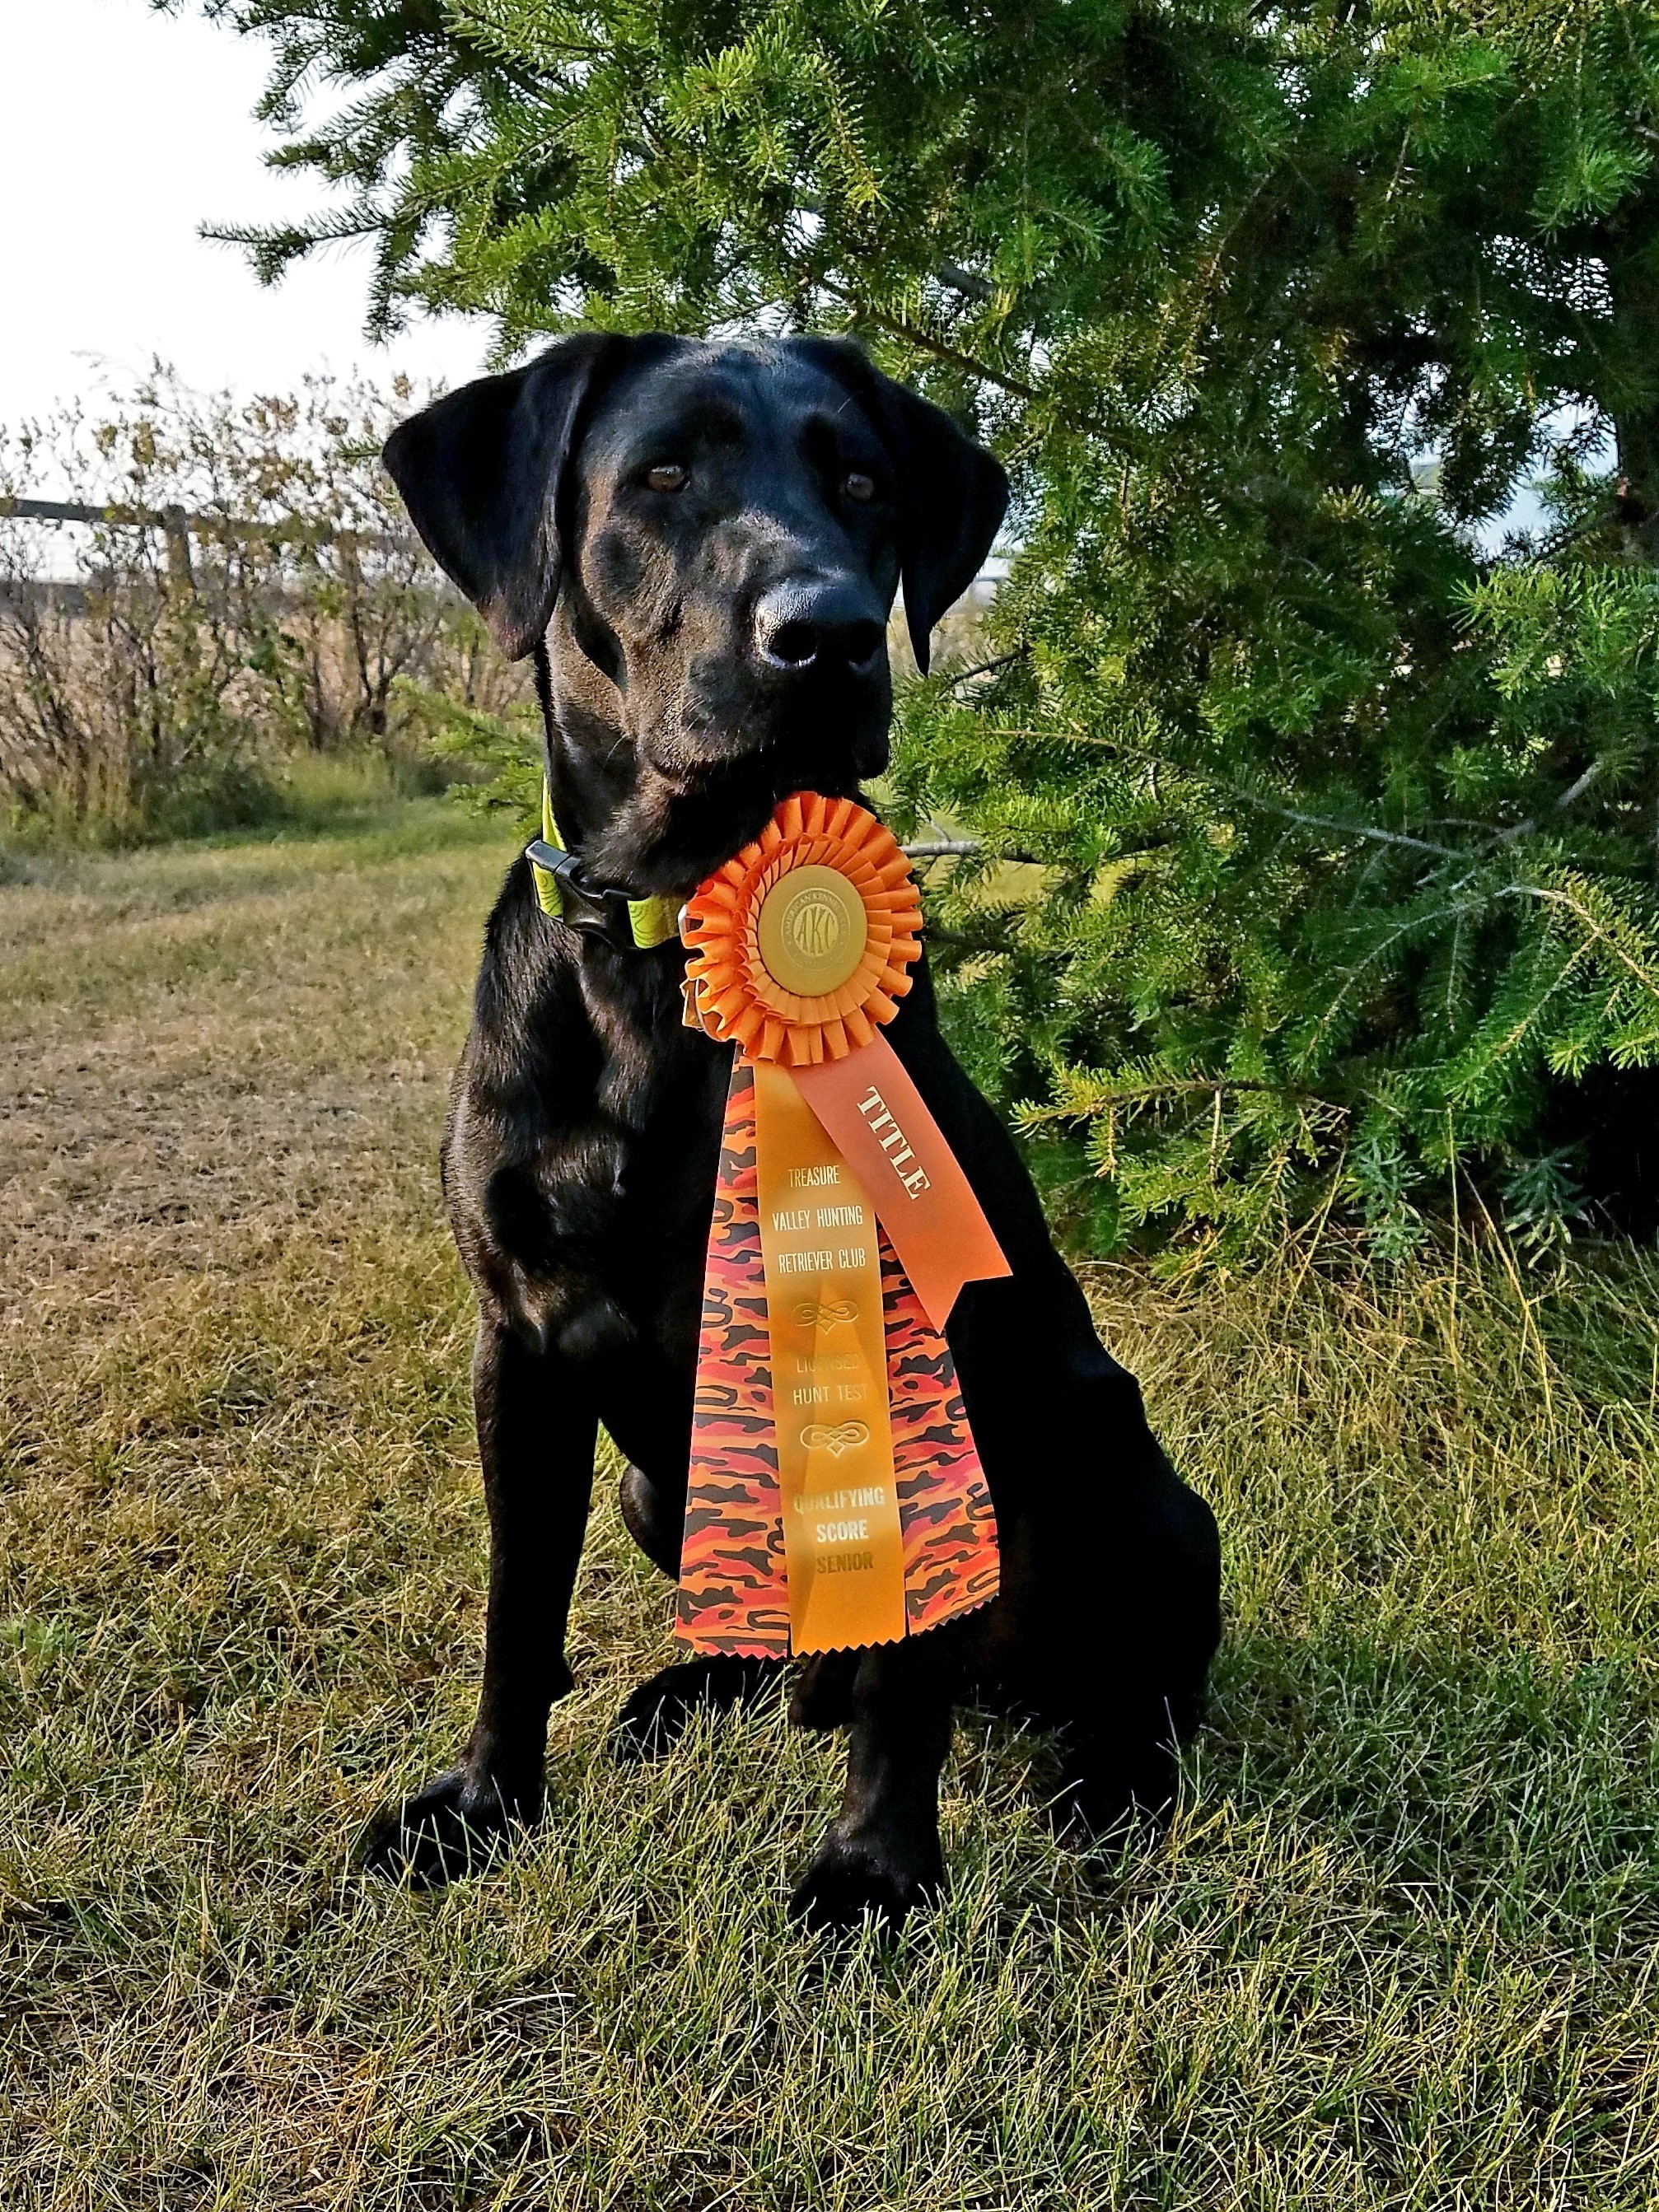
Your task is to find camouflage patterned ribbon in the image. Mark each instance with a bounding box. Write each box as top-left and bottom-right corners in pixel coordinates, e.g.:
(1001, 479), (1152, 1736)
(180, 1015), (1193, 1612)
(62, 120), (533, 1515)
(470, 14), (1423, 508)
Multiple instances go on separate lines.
(675, 1066), (1001, 1656)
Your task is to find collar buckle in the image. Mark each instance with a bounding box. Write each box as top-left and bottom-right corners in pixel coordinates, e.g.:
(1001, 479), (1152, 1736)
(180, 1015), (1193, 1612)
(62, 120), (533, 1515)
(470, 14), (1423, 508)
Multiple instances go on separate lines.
(525, 838), (638, 950)
(527, 774), (681, 953)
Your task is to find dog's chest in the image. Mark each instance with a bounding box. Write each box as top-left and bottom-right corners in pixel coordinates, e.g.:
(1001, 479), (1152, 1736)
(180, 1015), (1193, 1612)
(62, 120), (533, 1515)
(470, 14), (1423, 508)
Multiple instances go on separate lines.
(586, 979), (731, 1228)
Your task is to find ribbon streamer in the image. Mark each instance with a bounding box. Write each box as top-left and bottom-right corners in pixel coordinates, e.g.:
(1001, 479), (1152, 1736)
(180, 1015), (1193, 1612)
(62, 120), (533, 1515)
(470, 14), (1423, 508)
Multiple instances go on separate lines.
(752, 1059), (907, 1651)
(792, 1032), (1007, 1331)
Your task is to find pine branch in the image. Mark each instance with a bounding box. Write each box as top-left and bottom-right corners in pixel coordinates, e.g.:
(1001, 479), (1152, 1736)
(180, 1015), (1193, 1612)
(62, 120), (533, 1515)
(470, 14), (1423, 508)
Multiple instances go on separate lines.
(1226, 788), (1463, 859)
(820, 282), (1043, 404)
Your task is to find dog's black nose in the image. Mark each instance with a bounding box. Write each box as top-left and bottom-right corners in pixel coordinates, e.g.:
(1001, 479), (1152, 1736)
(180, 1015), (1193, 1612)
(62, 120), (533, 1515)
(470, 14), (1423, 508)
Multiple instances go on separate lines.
(754, 577), (886, 674)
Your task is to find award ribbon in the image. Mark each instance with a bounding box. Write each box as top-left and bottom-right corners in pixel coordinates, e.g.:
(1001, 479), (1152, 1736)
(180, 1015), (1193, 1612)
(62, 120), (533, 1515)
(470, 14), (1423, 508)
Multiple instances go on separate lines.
(675, 792), (1011, 1658)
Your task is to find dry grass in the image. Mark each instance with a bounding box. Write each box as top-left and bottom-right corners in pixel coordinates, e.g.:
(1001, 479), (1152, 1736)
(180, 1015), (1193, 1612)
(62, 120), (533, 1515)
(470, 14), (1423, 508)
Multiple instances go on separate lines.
(2, 798), (1658, 2210)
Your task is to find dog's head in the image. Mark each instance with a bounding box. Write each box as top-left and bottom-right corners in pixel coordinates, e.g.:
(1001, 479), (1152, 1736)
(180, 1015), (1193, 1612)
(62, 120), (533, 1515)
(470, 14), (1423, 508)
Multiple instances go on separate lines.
(383, 334), (1006, 857)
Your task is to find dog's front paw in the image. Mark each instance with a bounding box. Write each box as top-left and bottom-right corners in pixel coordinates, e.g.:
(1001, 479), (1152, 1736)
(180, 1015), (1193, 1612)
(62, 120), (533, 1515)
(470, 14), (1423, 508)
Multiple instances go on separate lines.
(610, 1656), (782, 1763)
(1050, 1728), (1179, 1847)
(359, 1767), (540, 1888)
(788, 1650), (858, 1732)
(788, 1831), (941, 1935)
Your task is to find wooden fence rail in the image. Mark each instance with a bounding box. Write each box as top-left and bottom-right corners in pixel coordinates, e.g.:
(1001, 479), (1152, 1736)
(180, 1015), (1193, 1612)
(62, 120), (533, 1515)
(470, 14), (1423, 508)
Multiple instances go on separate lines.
(0, 496), (415, 588)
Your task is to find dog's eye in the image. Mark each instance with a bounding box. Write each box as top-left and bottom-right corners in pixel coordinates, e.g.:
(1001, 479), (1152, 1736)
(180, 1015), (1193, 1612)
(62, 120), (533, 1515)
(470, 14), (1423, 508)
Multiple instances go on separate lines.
(645, 463), (689, 493)
(843, 471), (876, 503)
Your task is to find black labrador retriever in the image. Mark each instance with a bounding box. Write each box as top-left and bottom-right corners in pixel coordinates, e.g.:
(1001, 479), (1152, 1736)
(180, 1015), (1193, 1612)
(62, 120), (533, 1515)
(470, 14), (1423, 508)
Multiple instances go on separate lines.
(370, 333), (1221, 1930)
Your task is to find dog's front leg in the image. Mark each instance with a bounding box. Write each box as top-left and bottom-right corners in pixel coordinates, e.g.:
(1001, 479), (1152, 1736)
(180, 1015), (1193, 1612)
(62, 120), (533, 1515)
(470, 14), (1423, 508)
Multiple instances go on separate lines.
(789, 1631), (958, 1934)
(362, 1318), (597, 1887)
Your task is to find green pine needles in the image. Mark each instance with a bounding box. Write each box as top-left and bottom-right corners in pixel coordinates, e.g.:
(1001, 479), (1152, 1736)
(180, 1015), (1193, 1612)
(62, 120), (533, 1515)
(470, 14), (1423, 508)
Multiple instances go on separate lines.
(196, 0), (1659, 1261)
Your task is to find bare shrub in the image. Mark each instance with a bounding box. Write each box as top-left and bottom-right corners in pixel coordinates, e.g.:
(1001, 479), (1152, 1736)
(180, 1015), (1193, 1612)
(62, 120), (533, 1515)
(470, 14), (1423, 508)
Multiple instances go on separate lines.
(0, 371), (529, 841)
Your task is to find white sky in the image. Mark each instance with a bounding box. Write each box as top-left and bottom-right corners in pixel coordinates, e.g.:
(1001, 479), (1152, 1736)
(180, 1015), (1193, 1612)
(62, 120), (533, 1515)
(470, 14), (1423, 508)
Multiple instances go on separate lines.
(0, 0), (1559, 555)
(1, 0), (492, 441)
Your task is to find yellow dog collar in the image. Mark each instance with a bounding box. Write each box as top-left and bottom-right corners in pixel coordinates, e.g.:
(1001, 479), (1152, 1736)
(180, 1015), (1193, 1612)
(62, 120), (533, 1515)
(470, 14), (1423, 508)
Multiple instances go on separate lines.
(526, 780), (680, 951)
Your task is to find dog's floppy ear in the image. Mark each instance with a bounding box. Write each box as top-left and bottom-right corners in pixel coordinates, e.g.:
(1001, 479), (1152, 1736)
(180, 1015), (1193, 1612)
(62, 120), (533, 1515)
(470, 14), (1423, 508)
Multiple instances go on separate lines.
(880, 380), (1009, 675)
(790, 338), (1009, 673)
(381, 334), (625, 660)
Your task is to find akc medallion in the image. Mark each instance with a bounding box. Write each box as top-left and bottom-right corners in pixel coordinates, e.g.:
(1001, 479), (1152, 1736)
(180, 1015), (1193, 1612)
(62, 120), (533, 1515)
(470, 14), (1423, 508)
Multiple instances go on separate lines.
(675, 792), (1009, 1658)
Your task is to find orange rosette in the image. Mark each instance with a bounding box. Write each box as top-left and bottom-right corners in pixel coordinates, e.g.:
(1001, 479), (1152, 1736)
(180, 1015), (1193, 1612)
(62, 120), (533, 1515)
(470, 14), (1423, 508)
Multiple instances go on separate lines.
(682, 791), (922, 1066)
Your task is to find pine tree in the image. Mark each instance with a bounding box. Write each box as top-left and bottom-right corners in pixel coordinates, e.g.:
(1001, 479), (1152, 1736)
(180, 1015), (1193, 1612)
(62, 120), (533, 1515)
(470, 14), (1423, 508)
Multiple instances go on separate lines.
(195, 0), (1659, 1259)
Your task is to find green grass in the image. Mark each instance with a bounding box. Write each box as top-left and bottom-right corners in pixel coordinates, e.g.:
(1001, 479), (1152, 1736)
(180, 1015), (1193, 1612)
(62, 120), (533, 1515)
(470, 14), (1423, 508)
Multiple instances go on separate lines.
(3, 799), (1658, 2210)
(0, 744), (456, 857)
